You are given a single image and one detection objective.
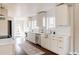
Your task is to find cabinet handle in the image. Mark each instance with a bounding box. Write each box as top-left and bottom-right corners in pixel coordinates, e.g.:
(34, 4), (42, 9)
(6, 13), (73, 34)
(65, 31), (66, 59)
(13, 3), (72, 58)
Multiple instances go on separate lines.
(45, 35), (48, 38)
(58, 37), (63, 38)
(59, 47), (62, 48)
(59, 40), (62, 42)
(45, 36), (48, 38)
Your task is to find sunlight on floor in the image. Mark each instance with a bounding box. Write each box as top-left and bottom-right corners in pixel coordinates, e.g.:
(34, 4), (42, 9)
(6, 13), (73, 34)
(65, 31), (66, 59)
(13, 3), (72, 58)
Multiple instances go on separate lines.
(15, 36), (25, 44)
(15, 36), (26, 54)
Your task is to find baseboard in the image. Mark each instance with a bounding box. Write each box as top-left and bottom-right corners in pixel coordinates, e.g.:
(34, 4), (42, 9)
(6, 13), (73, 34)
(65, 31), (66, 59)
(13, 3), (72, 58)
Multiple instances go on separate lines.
(68, 51), (79, 55)
(68, 52), (74, 55)
(74, 52), (79, 55)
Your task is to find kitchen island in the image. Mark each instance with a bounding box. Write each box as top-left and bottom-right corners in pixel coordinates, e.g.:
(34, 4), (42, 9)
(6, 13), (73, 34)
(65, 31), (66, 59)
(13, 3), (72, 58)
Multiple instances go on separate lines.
(0, 38), (15, 55)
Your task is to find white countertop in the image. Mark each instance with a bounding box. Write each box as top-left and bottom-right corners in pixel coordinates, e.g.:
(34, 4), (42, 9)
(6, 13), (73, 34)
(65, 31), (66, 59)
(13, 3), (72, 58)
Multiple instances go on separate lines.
(26, 31), (70, 37)
(26, 32), (44, 35)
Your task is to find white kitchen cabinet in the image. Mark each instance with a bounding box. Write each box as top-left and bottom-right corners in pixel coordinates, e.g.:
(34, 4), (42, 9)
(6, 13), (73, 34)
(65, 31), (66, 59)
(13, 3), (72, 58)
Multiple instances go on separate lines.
(41, 34), (57, 52)
(44, 35), (51, 50)
(0, 44), (15, 55)
(0, 39), (15, 55)
(41, 34), (50, 49)
(30, 34), (35, 43)
(36, 34), (42, 45)
(37, 14), (43, 27)
(40, 33), (69, 55)
(50, 36), (70, 55)
(56, 4), (69, 26)
(37, 12), (47, 28)
(46, 35), (51, 50)
(27, 33), (36, 44)
(0, 20), (8, 36)
(56, 37), (64, 54)
(41, 34), (47, 48)
(49, 36), (58, 53)
(56, 37), (69, 54)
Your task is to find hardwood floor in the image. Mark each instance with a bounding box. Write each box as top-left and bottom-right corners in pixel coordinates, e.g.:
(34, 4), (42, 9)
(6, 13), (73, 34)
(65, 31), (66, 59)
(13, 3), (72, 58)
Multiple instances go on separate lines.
(27, 40), (57, 55)
(15, 37), (57, 55)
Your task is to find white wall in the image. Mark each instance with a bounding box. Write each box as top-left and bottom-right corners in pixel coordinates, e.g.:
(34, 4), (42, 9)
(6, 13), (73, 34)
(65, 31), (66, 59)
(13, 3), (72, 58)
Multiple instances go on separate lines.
(67, 4), (79, 54)
(0, 20), (8, 36)
(74, 4), (79, 54)
(68, 4), (74, 54)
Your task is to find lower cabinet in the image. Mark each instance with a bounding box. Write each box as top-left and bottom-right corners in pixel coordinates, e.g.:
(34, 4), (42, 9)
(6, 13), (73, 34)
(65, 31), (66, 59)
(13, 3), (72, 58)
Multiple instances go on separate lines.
(49, 37), (58, 53)
(41, 34), (47, 48)
(0, 44), (15, 55)
(57, 37), (69, 54)
(27, 33), (36, 44)
(27, 33), (69, 55)
(41, 34), (69, 55)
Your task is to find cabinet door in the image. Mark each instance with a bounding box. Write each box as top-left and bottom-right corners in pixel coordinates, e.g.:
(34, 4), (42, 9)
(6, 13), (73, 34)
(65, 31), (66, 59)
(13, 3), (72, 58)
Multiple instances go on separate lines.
(0, 20), (8, 36)
(28, 33), (32, 41)
(0, 44), (15, 55)
(41, 34), (46, 48)
(41, 34), (51, 50)
(27, 33), (36, 43)
(56, 4), (69, 26)
(46, 37), (51, 50)
(57, 37), (64, 54)
(58, 37), (70, 54)
(36, 34), (41, 45)
(31, 33), (36, 43)
(44, 36), (50, 50)
(37, 12), (47, 28)
(50, 38), (58, 53)
(37, 14), (42, 27)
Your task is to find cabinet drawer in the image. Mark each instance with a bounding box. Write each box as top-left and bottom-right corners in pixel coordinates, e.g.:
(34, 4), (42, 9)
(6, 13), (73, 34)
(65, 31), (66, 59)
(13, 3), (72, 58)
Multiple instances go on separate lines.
(58, 39), (64, 49)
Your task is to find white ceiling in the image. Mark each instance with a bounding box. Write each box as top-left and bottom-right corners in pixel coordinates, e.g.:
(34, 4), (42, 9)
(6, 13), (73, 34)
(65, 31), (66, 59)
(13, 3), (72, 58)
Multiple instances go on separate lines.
(3, 3), (56, 17)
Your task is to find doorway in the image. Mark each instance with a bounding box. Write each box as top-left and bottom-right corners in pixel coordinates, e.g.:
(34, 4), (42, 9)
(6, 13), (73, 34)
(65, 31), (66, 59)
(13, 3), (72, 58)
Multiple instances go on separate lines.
(8, 20), (12, 38)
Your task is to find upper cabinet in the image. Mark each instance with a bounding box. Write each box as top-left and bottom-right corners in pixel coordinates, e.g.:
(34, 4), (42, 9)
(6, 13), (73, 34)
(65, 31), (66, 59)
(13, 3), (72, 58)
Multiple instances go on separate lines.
(37, 11), (47, 28)
(56, 4), (69, 26)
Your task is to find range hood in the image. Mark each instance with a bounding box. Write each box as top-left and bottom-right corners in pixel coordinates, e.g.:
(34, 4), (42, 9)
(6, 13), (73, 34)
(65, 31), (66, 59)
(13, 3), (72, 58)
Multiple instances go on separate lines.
(0, 4), (6, 20)
(0, 14), (5, 20)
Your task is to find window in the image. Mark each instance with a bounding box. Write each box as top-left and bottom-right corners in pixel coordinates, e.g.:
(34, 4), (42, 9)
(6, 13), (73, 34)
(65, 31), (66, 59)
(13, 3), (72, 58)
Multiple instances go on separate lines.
(43, 16), (46, 27)
(31, 19), (38, 29)
(43, 16), (55, 29)
(48, 17), (55, 28)
(47, 17), (55, 29)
